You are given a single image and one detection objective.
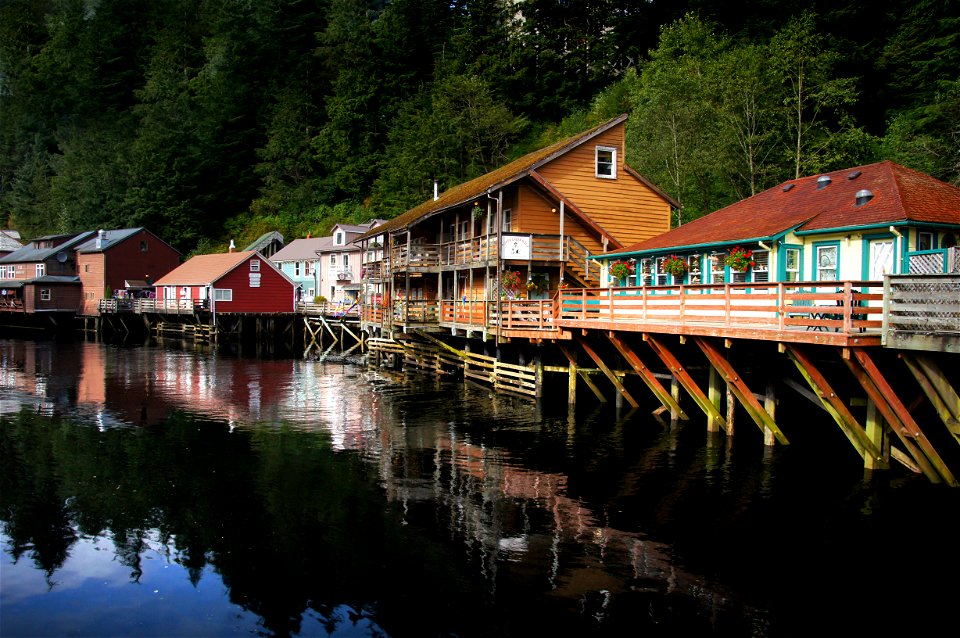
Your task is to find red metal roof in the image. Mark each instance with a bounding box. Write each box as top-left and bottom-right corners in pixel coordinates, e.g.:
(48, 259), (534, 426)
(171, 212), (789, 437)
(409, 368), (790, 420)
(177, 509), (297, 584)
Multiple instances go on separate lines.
(153, 251), (255, 286)
(614, 160), (960, 254)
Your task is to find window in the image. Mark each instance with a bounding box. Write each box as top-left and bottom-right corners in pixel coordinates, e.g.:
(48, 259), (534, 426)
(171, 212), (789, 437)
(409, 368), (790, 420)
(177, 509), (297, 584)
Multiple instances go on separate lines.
(181, 286), (189, 298)
(335, 231), (344, 245)
(305, 262), (312, 276)
(687, 255), (702, 284)
(330, 254), (337, 265)
(816, 245), (839, 280)
(140, 240), (148, 252)
(214, 289), (232, 301)
(308, 287), (315, 297)
(294, 262), (301, 277)
(595, 146), (616, 179)
(40, 289), (51, 301)
(710, 254), (726, 282)
(784, 248), (801, 282)
(640, 259), (653, 285)
(36, 263), (45, 277)
(501, 208), (512, 232)
(249, 273), (261, 288)
(343, 254), (349, 266)
(250, 259), (261, 272)
(84, 264), (90, 273)
(0, 266), (6, 278)
(752, 251), (769, 282)
(84, 292), (94, 300)
(917, 231), (934, 251)
(654, 257), (669, 285)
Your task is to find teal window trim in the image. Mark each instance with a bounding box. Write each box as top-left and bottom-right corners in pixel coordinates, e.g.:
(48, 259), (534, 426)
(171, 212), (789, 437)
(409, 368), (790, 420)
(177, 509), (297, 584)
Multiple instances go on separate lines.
(778, 244), (802, 282)
(811, 240), (841, 280)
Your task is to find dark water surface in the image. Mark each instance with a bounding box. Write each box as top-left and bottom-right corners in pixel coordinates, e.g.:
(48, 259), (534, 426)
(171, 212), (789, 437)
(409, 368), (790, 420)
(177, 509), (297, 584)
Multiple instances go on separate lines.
(1, 337), (958, 637)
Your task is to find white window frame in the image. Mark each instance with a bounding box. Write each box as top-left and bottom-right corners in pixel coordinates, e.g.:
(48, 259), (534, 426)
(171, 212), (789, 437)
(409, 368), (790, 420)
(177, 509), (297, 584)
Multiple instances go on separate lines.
(294, 262), (301, 277)
(329, 254), (337, 266)
(784, 248), (801, 282)
(36, 263), (45, 277)
(752, 250), (770, 282)
(250, 259), (261, 272)
(501, 208), (512, 233)
(40, 288), (51, 301)
(214, 288), (233, 301)
(595, 146), (617, 179)
(249, 272), (261, 288)
(342, 253), (349, 266)
(816, 245), (839, 281)
(335, 231), (344, 246)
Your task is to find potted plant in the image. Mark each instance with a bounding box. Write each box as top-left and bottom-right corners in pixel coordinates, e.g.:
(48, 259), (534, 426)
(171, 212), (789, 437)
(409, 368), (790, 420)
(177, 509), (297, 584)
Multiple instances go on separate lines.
(609, 259), (634, 284)
(662, 255), (688, 277)
(471, 204), (484, 219)
(724, 246), (755, 272)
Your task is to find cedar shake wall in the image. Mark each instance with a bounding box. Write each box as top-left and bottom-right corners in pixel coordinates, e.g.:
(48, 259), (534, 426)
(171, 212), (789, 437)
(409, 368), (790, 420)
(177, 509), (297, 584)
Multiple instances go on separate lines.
(512, 184), (604, 255)
(538, 126), (671, 247)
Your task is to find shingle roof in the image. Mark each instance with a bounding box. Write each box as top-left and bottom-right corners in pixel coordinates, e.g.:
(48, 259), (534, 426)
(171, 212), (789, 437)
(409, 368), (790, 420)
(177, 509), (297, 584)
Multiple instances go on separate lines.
(153, 251), (255, 286)
(271, 237), (334, 262)
(611, 160), (960, 255)
(0, 231), (22, 252)
(355, 115), (630, 241)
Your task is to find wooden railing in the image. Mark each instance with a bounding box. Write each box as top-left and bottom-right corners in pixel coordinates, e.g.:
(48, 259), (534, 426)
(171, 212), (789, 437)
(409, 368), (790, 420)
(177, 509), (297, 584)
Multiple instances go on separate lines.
(392, 300), (440, 324)
(296, 301), (360, 317)
(133, 299), (209, 314)
(0, 299), (25, 311)
(438, 299), (558, 331)
(558, 281), (883, 333)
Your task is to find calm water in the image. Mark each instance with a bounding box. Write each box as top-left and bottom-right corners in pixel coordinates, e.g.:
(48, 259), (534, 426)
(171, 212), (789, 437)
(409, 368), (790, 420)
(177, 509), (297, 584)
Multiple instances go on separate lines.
(1, 337), (958, 637)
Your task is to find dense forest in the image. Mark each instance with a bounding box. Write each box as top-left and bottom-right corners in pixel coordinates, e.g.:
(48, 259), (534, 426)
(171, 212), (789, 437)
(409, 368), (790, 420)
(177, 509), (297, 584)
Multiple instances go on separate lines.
(1, 0), (957, 255)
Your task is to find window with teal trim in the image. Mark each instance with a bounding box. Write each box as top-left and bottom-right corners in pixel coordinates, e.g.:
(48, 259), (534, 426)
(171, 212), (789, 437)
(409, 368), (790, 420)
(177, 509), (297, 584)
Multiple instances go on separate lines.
(816, 245), (838, 280)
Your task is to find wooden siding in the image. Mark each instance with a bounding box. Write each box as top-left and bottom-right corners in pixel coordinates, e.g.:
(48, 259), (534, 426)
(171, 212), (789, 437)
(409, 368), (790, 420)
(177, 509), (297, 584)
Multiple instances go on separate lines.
(24, 282), (81, 313)
(78, 254), (106, 315)
(214, 256), (295, 314)
(538, 125), (671, 247)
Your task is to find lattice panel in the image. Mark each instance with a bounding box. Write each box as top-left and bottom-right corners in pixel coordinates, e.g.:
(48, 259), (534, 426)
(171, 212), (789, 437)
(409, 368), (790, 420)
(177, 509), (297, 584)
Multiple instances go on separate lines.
(889, 279), (960, 331)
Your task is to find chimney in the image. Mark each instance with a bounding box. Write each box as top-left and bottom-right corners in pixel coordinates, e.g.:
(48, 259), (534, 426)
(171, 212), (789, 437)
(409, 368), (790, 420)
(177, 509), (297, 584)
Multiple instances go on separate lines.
(96, 228), (105, 249)
(229, 239), (235, 253)
(433, 179), (439, 201)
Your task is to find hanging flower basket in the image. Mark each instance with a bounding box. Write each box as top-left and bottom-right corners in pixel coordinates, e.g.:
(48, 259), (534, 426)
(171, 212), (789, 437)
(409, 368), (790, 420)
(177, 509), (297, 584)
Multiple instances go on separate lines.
(724, 246), (755, 272)
(499, 270), (522, 298)
(662, 255), (687, 277)
(471, 205), (484, 219)
(609, 259), (634, 282)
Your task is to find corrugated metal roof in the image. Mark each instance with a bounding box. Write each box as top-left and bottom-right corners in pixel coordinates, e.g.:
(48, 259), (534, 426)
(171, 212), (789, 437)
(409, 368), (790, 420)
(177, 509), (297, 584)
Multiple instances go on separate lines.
(0, 231), (97, 264)
(75, 228), (143, 253)
(153, 251), (256, 286)
(355, 115), (630, 241)
(609, 160), (960, 255)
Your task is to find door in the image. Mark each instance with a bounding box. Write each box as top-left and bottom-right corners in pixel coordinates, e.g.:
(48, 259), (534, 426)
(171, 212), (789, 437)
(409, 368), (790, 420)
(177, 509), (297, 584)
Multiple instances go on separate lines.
(868, 239), (895, 278)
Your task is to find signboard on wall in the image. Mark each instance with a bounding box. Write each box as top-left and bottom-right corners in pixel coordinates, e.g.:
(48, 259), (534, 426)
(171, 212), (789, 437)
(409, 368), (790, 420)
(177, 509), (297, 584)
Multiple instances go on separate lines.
(501, 234), (532, 260)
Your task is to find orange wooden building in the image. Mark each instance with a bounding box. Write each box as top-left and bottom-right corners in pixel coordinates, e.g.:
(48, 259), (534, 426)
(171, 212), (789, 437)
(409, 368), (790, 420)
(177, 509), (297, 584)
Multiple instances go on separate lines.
(355, 114), (678, 335)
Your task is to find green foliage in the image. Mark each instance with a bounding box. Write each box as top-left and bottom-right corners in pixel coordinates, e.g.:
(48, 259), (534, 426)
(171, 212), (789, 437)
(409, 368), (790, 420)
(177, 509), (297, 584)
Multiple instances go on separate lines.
(0, 0), (956, 245)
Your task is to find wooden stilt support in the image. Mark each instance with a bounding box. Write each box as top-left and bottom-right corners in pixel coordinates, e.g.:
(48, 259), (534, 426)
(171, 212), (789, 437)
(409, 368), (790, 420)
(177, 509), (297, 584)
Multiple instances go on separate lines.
(707, 367), (723, 433)
(606, 332), (687, 419)
(784, 344), (887, 470)
(694, 337), (788, 445)
(845, 349), (956, 486)
(574, 335), (639, 408)
(901, 353), (960, 446)
(644, 334), (726, 429)
(558, 344), (605, 403)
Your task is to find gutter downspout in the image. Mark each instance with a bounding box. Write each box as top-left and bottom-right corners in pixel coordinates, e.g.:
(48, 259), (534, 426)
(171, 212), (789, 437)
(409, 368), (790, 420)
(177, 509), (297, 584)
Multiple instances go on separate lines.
(489, 190), (502, 346)
(889, 226), (903, 275)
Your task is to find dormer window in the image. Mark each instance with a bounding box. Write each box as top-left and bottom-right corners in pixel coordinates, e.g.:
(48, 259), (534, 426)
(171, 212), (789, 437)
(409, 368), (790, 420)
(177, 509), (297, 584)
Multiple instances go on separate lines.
(335, 231), (344, 245)
(596, 146), (616, 179)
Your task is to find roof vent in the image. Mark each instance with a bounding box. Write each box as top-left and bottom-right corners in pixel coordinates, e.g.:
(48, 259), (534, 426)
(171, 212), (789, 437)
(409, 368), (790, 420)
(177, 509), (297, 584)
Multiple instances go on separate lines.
(783, 183), (795, 192)
(847, 170), (862, 180)
(855, 189), (874, 206)
(817, 175), (832, 189)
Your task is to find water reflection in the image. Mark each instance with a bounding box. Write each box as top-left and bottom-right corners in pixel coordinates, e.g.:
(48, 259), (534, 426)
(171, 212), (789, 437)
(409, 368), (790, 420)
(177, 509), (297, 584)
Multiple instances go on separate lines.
(1, 338), (957, 637)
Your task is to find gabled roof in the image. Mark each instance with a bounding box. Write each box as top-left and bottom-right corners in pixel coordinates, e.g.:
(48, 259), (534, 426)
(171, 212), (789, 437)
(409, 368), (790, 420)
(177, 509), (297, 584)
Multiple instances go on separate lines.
(271, 237), (334, 262)
(75, 227), (178, 254)
(355, 114), (632, 241)
(609, 160), (960, 256)
(0, 231), (97, 264)
(153, 251), (257, 286)
(244, 231), (285, 253)
(0, 230), (22, 252)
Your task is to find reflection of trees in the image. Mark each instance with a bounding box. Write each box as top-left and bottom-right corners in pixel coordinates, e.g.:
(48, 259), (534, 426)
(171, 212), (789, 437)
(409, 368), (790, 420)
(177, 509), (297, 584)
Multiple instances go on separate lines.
(0, 408), (482, 638)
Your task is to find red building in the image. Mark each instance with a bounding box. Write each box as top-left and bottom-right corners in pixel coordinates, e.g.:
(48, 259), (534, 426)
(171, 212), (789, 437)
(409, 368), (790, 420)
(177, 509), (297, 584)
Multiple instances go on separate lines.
(153, 250), (296, 314)
(76, 228), (181, 316)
